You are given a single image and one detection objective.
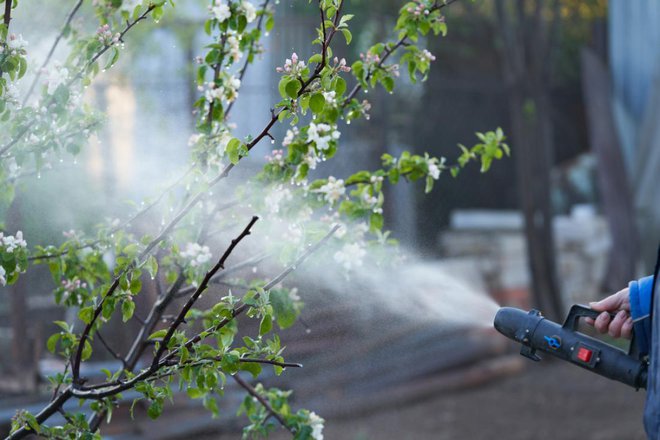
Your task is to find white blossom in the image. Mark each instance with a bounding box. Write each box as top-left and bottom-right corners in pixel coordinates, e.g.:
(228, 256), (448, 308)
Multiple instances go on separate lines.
(362, 191), (381, 213)
(0, 266), (6, 287)
(4, 82), (20, 104)
(314, 176), (345, 204)
(188, 133), (204, 147)
(322, 90), (336, 105)
(205, 83), (224, 102)
(308, 412), (325, 440)
(1, 231), (27, 253)
(181, 243), (212, 267)
(307, 123), (340, 151)
(7, 33), (27, 54)
(241, 1), (257, 23)
(288, 287), (301, 302)
(427, 157), (445, 180)
(302, 148), (321, 170)
(43, 64), (70, 95)
(264, 185), (292, 214)
(226, 33), (242, 62)
(265, 149), (286, 167)
(210, 1), (231, 22)
(282, 127), (299, 147)
(421, 49), (437, 62)
(334, 242), (367, 271)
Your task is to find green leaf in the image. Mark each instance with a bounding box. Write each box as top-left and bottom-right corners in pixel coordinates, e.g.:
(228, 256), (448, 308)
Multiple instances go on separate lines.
(334, 76), (347, 96)
(46, 334), (60, 353)
(105, 47), (120, 70)
(370, 212), (384, 230)
(285, 78), (302, 99)
(270, 289), (297, 329)
(122, 300), (135, 322)
(265, 15), (275, 32)
(147, 400), (162, 420)
(145, 255), (158, 278)
(309, 93), (325, 114)
(382, 76), (395, 93)
(226, 138), (242, 164)
(81, 340), (93, 361)
(259, 314), (273, 335)
(239, 361), (262, 378)
(187, 388), (205, 399)
(220, 352), (239, 374)
(78, 306), (94, 325)
(341, 28), (352, 44)
(425, 175), (434, 193)
(149, 329), (168, 340)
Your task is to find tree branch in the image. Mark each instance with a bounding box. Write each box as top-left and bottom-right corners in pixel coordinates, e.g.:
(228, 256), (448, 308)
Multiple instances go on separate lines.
(232, 373), (295, 434)
(21, 0), (84, 106)
(0, 5), (156, 157)
(151, 215), (259, 367)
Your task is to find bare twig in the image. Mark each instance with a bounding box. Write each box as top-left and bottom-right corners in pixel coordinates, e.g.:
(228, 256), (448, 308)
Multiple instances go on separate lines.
(95, 331), (127, 368)
(22, 0), (84, 106)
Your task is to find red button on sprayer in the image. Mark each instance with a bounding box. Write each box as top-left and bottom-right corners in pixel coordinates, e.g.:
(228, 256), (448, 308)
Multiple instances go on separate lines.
(577, 347), (593, 363)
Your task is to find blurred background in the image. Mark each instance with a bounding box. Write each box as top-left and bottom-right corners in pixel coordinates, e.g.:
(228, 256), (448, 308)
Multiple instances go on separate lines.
(1, 0), (658, 438)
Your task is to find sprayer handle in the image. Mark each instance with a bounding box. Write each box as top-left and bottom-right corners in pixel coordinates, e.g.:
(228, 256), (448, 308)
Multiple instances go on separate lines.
(562, 304), (616, 332)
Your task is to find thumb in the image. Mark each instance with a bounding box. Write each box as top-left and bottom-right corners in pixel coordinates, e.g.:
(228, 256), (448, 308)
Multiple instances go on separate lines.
(589, 292), (624, 313)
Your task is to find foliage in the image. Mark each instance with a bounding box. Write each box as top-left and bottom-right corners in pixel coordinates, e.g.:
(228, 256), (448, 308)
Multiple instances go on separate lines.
(0, 0), (507, 438)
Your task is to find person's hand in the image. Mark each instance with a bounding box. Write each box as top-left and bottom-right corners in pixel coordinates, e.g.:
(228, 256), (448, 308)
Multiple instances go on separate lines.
(586, 288), (633, 339)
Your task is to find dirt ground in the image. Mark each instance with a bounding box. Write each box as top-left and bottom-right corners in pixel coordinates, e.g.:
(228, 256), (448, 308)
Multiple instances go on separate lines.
(241, 359), (647, 440)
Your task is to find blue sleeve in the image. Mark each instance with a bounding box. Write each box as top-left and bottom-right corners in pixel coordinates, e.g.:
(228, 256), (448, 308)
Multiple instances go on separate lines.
(630, 275), (654, 356)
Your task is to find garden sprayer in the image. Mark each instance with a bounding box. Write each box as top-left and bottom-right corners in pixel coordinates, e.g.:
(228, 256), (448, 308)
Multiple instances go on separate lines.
(494, 305), (648, 389)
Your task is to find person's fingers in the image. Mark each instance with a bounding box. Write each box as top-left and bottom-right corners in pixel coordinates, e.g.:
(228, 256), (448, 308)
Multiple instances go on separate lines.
(589, 289), (629, 312)
(594, 312), (611, 334)
(584, 317), (595, 326)
(621, 316), (634, 340)
(608, 310), (628, 338)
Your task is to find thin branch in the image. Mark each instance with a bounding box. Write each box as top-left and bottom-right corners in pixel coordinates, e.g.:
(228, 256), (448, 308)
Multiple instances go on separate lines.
(344, 0), (459, 105)
(0, 5), (156, 157)
(174, 251), (270, 298)
(29, 165), (195, 261)
(232, 373), (295, 434)
(22, 0), (84, 106)
(95, 331), (127, 368)
(239, 358), (302, 369)
(50, 361), (70, 402)
(151, 216), (259, 367)
(165, 224), (340, 365)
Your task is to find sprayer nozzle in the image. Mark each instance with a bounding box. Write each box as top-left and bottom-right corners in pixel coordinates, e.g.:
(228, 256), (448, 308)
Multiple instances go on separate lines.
(493, 306), (535, 341)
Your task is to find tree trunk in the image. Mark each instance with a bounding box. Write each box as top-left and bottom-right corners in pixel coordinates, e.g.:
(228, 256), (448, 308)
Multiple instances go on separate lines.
(507, 82), (562, 319)
(581, 48), (639, 292)
(496, 0), (563, 319)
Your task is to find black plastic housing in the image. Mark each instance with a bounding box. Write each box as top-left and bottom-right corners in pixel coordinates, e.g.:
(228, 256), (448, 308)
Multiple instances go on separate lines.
(494, 306), (648, 390)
